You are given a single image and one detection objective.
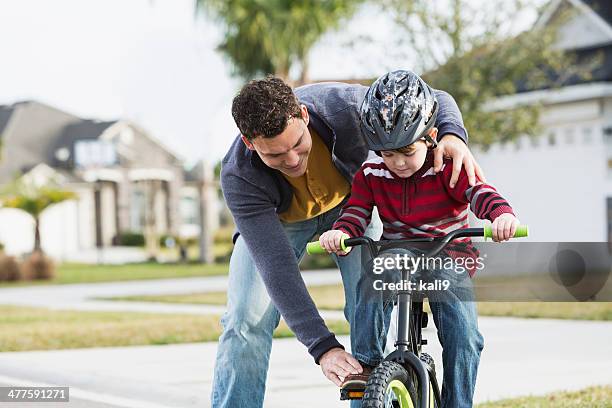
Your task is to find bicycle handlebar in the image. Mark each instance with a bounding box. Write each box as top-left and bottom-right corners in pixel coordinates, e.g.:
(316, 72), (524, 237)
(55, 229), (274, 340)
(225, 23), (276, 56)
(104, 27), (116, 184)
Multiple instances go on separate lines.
(306, 225), (529, 257)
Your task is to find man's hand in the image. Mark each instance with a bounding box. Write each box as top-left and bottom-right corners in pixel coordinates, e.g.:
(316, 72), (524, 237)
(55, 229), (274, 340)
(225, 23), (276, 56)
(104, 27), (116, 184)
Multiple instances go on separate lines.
(491, 213), (520, 242)
(434, 134), (486, 188)
(319, 348), (362, 386)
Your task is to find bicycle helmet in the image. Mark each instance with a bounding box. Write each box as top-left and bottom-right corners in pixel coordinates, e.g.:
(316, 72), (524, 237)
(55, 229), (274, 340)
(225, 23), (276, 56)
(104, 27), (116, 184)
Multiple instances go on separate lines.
(360, 70), (438, 151)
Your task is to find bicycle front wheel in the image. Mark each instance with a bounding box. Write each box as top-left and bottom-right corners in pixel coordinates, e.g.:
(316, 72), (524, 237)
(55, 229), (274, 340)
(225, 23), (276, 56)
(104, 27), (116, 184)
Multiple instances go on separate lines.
(362, 361), (418, 408)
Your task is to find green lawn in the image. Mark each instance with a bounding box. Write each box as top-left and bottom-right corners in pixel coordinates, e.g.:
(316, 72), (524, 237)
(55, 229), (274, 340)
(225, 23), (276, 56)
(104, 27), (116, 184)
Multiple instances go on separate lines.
(476, 385), (612, 407)
(476, 301), (612, 321)
(0, 262), (229, 287)
(104, 284), (347, 311)
(0, 305), (349, 352)
(106, 284), (612, 321)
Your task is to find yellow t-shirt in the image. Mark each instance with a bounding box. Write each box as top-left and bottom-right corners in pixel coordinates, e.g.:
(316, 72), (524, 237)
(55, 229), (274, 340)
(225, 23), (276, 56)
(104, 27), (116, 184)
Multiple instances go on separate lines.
(279, 129), (350, 223)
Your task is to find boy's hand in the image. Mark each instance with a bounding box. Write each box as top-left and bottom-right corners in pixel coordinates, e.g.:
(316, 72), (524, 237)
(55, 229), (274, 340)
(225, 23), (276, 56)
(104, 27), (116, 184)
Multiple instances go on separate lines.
(319, 230), (350, 256)
(491, 213), (520, 242)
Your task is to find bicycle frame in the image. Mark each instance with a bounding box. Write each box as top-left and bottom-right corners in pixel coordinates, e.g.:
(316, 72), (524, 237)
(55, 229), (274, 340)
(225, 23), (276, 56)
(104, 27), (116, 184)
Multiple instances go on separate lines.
(343, 228), (496, 408)
(307, 225), (528, 407)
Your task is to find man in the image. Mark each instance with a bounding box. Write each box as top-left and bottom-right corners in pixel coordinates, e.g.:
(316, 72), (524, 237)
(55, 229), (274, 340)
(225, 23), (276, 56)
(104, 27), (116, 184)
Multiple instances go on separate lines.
(211, 75), (484, 408)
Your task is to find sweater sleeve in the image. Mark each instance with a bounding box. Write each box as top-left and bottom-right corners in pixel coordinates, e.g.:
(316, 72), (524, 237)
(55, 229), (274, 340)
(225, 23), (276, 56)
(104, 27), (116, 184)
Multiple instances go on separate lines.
(440, 162), (515, 221)
(434, 90), (468, 144)
(221, 167), (343, 363)
(333, 167), (375, 237)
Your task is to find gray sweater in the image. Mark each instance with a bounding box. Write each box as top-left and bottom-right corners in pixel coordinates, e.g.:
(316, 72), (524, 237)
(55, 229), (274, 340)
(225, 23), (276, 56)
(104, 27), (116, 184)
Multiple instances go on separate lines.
(221, 82), (468, 363)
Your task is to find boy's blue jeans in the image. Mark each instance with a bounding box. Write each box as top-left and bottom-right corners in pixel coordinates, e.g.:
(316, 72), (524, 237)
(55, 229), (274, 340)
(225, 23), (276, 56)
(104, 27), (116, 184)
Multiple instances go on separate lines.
(210, 204), (382, 408)
(352, 248), (485, 408)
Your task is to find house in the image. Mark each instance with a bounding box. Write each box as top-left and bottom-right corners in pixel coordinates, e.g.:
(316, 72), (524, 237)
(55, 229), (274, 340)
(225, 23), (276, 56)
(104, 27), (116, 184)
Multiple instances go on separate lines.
(472, 0), (612, 242)
(317, 0), (611, 243)
(0, 100), (209, 261)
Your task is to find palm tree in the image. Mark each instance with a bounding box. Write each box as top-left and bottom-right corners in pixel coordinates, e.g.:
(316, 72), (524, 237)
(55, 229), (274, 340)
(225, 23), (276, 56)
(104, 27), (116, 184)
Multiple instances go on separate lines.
(0, 178), (76, 253)
(196, 0), (365, 84)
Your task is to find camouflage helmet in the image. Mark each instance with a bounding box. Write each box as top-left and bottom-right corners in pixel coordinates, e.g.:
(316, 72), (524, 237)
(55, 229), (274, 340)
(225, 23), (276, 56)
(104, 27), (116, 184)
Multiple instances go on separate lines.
(360, 70), (438, 151)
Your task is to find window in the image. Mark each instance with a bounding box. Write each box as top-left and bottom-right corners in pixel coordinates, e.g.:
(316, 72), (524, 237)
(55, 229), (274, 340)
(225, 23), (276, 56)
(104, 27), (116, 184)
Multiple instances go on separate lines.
(582, 127), (593, 144)
(130, 189), (146, 232)
(180, 196), (199, 225)
(75, 140), (117, 168)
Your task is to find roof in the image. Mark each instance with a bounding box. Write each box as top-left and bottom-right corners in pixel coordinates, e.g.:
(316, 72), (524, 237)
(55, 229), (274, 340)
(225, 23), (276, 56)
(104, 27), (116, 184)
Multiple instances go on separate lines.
(0, 101), (116, 183)
(0, 101), (185, 185)
(0, 105), (14, 137)
(582, 0), (612, 27)
(513, 43), (612, 93)
(184, 162), (202, 183)
(51, 119), (116, 168)
(184, 160), (218, 184)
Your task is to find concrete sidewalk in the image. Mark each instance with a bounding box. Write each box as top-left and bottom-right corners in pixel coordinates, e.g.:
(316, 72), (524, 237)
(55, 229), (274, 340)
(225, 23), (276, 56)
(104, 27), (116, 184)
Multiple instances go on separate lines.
(0, 317), (610, 408)
(0, 270), (346, 320)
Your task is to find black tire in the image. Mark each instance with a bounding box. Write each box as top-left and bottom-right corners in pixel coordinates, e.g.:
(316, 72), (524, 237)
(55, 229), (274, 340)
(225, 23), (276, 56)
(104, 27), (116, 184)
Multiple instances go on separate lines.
(362, 361), (418, 408)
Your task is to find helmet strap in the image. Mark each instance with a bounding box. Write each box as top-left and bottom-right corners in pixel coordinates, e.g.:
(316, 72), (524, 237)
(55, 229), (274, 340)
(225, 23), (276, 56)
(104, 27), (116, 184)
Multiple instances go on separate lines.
(423, 134), (438, 149)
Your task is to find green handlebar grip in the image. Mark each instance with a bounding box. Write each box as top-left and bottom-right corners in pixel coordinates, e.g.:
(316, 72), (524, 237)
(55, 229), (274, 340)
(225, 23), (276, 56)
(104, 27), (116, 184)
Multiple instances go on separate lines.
(484, 224), (529, 239)
(306, 234), (350, 255)
(306, 241), (327, 255)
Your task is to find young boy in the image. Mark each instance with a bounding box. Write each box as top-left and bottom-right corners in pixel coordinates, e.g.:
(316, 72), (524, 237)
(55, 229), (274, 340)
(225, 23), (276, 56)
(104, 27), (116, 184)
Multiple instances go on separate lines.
(318, 70), (519, 408)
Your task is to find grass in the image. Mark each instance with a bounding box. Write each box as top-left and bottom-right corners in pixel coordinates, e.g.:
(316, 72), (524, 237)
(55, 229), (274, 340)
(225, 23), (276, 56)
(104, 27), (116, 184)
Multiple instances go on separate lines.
(159, 242), (234, 263)
(0, 305), (349, 352)
(476, 384), (612, 407)
(0, 306), (609, 407)
(0, 262), (229, 287)
(104, 284), (347, 311)
(105, 284), (612, 321)
(475, 301), (612, 321)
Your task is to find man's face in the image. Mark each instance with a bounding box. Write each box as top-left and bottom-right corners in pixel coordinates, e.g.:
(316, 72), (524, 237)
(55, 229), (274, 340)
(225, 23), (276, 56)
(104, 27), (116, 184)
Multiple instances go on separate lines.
(243, 105), (313, 178)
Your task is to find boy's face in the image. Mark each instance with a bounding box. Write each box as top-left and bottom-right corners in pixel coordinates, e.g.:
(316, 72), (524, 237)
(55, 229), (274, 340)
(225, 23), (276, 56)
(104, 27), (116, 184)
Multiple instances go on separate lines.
(380, 128), (438, 178)
(241, 105), (313, 177)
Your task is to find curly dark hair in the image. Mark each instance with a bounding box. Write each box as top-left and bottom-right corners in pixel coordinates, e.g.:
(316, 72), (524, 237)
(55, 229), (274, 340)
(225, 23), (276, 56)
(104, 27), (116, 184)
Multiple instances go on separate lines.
(231, 76), (302, 140)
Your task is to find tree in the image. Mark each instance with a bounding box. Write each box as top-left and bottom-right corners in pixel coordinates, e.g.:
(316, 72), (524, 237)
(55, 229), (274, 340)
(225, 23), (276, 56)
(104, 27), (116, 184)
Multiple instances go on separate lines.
(381, 0), (598, 147)
(196, 0), (365, 84)
(0, 178), (76, 253)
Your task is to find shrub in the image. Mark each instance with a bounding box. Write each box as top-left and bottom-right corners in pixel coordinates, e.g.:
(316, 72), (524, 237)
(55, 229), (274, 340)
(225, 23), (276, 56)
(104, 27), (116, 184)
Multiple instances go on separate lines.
(213, 226), (234, 244)
(214, 252), (232, 264)
(114, 232), (145, 247)
(0, 254), (21, 281)
(21, 251), (55, 280)
(183, 237), (198, 247)
(159, 235), (178, 248)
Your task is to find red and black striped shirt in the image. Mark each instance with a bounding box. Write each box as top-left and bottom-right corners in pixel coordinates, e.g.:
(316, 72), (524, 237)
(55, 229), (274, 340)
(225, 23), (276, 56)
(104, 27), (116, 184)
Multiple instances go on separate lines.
(333, 151), (515, 275)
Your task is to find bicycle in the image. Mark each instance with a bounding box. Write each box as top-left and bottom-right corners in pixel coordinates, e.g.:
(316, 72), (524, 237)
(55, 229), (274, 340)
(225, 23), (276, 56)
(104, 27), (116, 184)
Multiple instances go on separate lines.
(306, 225), (529, 408)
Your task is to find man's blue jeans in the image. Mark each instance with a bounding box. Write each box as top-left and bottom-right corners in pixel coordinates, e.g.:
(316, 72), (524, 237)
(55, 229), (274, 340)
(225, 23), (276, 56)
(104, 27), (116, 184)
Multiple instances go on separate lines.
(352, 248), (485, 408)
(210, 204), (382, 408)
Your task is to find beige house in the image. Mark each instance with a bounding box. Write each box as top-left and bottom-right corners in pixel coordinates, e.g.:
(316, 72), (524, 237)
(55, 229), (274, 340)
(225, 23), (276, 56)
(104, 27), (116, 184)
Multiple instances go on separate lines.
(0, 101), (209, 261)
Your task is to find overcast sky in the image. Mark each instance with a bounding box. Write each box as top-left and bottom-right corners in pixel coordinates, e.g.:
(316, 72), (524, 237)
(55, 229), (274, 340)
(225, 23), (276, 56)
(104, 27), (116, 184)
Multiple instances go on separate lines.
(0, 0), (405, 166)
(0, 0), (539, 166)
